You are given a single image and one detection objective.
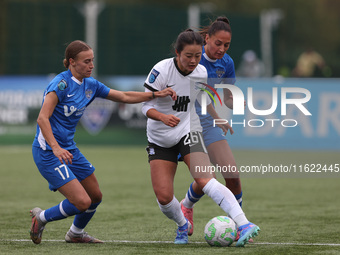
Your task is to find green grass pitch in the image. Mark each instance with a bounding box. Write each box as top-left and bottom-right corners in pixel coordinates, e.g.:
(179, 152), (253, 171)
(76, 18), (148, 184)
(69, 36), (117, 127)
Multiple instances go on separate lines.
(0, 145), (339, 254)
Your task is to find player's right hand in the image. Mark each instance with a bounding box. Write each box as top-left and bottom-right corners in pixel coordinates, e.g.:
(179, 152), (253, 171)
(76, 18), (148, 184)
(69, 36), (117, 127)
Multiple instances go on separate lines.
(53, 147), (73, 165)
(157, 88), (177, 101)
(161, 114), (180, 127)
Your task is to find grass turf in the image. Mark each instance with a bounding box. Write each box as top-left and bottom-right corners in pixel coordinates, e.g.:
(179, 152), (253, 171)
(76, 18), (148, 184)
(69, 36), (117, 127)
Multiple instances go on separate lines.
(0, 145), (339, 254)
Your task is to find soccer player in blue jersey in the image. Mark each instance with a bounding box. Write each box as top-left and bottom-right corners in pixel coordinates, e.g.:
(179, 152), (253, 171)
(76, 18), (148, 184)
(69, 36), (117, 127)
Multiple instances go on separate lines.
(180, 17), (256, 243)
(30, 40), (176, 244)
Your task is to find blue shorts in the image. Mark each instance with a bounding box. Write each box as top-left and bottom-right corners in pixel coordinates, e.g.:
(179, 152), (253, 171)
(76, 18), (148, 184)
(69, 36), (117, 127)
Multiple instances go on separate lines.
(32, 146), (95, 191)
(202, 124), (227, 147)
(198, 107), (227, 147)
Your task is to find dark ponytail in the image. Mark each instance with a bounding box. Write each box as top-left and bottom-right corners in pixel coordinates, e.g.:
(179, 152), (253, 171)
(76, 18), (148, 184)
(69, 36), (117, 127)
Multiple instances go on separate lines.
(174, 28), (204, 54)
(199, 16), (232, 43)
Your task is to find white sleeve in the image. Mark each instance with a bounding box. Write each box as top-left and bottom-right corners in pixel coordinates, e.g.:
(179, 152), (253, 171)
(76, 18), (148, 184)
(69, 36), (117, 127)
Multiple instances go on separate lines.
(142, 88), (157, 116)
(142, 60), (167, 116)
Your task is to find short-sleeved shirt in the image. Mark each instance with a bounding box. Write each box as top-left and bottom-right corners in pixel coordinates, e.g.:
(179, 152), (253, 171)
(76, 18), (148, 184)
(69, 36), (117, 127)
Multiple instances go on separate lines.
(33, 69), (110, 150)
(143, 57), (208, 148)
(197, 47), (236, 129)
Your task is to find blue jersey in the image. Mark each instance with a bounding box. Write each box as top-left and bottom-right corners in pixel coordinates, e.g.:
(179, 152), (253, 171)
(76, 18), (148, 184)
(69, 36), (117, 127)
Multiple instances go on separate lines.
(200, 46), (236, 83)
(196, 46), (236, 128)
(33, 69), (110, 150)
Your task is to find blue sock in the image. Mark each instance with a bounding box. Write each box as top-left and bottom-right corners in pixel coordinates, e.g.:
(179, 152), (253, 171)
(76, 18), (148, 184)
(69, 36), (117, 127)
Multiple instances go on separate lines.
(189, 182), (204, 202)
(184, 182), (204, 208)
(235, 191), (243, 208)
(73, 201), (101, 229)
(44, 199), (82, 222)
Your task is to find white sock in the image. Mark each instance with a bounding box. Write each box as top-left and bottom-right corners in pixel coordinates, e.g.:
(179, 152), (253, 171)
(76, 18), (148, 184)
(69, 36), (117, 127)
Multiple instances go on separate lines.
(39, 210), (47, 223)
(233, 214), (249, 227)
(202, 178), (249, 226)
(183, 193), (194, 208)
(157, 196), (187, 227)
(70, 223), (84, 234)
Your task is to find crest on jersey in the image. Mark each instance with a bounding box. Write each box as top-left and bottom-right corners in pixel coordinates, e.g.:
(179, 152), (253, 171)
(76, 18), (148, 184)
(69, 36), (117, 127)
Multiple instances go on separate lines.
(85, 89), (93, 99)
(216, 69), (225, 78)
(80, 98), (116, 135)
(146, 146), (155, 155)
(149, 69), (160, 83)
(58, 79), (67, 91)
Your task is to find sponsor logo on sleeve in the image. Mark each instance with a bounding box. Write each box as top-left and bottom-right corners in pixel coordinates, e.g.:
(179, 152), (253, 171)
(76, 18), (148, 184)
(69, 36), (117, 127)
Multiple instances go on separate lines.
(58, 79), (67, 91)
(149, 69), (160, 83)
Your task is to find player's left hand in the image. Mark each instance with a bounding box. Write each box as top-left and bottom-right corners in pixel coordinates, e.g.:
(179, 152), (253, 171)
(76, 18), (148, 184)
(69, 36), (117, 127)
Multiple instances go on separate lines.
(156, 88), (177, 100)
(217, 122), (234, 136)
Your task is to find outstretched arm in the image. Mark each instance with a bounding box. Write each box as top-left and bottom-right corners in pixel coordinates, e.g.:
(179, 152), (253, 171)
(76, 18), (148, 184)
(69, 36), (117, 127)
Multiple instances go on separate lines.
(106, 88), (176, 103)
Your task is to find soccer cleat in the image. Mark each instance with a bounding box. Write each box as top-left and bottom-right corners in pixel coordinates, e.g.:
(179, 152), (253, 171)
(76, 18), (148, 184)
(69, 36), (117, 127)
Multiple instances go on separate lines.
(235, 236), (254, 243)
(174, 220), (191, 244)
(235, 222), (260, 247)
(180, 199), (194, 236)
(65, 230), (103, 243)
(30, 207), (46, 244)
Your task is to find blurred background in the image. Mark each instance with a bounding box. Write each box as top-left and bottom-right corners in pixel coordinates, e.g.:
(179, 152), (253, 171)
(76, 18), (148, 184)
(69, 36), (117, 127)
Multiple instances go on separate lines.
(0, 0), (339, 150)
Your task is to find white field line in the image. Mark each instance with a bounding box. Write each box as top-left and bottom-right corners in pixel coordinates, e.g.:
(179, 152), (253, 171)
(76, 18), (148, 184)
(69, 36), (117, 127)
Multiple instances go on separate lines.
(1, 239), (340, 246)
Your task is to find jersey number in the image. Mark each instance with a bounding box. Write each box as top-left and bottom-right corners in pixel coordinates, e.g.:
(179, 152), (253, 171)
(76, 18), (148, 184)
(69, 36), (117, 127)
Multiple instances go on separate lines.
(183, 131), (203, 147)
(55, 164), (70, 180)
(172, 96), (190, 112)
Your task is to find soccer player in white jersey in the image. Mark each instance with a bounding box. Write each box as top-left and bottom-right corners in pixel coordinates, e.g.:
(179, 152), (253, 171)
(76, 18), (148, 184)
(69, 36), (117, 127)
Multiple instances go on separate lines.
(142, 29), (260, 246)
(180, 17), (255, 243)
(30, 40), (176, 244)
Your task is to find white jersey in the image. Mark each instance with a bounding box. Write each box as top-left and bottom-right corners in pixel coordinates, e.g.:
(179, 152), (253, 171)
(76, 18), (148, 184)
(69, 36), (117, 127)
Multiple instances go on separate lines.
(142, 57), (209, 148)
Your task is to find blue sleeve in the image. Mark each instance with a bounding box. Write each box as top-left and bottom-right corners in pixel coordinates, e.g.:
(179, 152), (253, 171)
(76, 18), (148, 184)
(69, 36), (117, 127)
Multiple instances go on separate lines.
(95, 80), (110, 98)
(46, 77), (68, 102)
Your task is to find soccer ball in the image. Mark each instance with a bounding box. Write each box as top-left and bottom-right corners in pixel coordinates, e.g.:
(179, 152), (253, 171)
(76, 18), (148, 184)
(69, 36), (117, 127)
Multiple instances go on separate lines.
(204, 216), (237, 247)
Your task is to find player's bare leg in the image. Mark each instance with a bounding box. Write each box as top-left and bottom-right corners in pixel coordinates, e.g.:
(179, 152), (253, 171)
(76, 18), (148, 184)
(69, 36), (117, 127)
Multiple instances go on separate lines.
(30, 179), (89, 245)
(61, 174), (103, 243)
(181, 152), (212, 235)
(185, 152), (260, 246)
(207, 140), (254, 242)
(150, 159), (191, 244)
(207, 140), (242, 202)
(181, 140), (243, 236)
